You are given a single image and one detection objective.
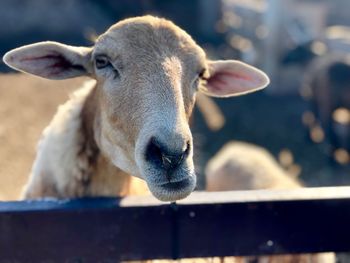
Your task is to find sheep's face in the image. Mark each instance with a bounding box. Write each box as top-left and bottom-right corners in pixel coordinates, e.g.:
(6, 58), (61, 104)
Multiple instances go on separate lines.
(3, 16), (269, 201)
(91, 18), (208, 201)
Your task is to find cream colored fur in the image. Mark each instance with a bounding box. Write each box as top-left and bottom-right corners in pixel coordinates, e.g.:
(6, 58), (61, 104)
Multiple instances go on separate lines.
(23, 80), (95, 198)
(23, 80), (148, 198)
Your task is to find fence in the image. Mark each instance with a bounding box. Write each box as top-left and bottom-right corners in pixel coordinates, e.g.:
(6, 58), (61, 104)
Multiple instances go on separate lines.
(1, 186), (350, 262)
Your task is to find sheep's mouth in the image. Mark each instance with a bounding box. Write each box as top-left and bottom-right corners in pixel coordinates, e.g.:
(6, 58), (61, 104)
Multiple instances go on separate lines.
(147, 176), (196, 202)
(159, 177), (192, 190)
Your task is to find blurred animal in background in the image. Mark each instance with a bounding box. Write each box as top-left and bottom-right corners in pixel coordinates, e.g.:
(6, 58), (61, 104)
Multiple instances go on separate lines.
(205, 141), (335, 263)
(282, 32), (350, 165)
(206, 142), (301, 191)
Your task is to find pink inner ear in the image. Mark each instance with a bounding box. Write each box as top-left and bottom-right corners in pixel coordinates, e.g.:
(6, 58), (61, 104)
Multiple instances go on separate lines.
(18, 53), (84, 78)
(207, 71), (254, 94)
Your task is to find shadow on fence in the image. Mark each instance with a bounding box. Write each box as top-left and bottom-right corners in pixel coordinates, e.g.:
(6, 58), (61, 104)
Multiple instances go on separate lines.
(1, 187), (350, 261)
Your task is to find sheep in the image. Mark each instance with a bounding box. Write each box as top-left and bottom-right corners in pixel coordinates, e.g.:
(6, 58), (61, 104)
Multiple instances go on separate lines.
(3, 15), (269, 202)
(302, 53), (350, 154)
(206, 142), (301, 191)
(282, 42), (350, 162)
(205, 141), (336, 263)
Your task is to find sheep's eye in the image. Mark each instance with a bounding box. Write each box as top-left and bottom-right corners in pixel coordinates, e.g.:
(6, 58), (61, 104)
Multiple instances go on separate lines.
(198, 68), (207, 80)
(95, 55), (111, 69)
(193, 69), (207, 90)
(95, 55), (120, 78)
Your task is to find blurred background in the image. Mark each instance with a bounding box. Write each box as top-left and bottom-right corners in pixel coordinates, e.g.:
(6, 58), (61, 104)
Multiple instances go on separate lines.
(1, 0), (350, 200)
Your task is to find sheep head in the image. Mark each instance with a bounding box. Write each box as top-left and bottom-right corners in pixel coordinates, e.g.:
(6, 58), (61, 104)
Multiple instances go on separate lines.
(3, 16), (269, 201)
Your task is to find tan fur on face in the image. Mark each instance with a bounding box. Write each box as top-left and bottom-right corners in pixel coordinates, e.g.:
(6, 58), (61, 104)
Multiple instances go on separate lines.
(93, 15), (205, 140)
(88, 16), (204, 199)
(23, 16), (206, 200)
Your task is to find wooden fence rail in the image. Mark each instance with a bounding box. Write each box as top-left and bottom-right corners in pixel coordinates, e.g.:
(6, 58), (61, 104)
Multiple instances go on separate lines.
(1, 187), (350, 262)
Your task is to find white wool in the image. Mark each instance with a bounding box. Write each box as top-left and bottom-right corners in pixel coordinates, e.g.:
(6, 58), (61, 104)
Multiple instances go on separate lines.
(23, 80), (96, 197)
(206, 141), (301, 191)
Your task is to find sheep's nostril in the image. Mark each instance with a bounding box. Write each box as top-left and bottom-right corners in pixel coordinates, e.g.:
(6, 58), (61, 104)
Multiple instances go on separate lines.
(161, 152), (184, 171)
(145, 137), (163, 168)
(145, 137), (190, 172)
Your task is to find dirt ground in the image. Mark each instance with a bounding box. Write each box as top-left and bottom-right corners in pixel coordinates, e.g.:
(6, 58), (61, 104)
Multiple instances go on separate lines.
(0, 73), (87, 200)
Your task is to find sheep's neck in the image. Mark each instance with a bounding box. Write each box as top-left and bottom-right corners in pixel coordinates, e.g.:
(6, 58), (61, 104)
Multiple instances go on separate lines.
(80, 86), (148, 197)
(87, 154), (147, 196)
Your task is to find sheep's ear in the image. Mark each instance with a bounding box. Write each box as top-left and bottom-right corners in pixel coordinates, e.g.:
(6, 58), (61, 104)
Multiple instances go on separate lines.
(3, 41), (92, 80)
(200, 60), (269, 97)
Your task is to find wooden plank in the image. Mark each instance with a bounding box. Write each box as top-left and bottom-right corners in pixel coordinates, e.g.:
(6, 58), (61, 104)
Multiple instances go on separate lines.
(0, 198), (174, 262)
(0, 187), (350, 262)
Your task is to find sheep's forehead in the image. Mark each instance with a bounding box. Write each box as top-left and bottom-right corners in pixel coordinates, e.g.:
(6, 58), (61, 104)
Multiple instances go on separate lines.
(94, 16), (206, 67)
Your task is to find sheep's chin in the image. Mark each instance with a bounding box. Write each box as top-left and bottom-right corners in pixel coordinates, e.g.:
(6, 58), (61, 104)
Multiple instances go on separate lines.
(146, 175), (196, 202)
